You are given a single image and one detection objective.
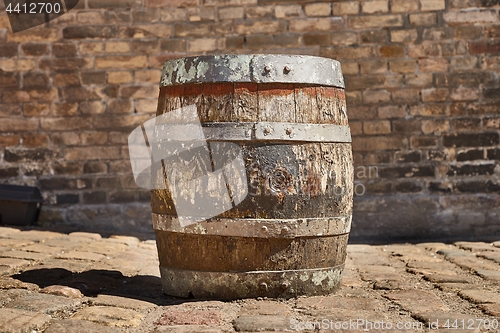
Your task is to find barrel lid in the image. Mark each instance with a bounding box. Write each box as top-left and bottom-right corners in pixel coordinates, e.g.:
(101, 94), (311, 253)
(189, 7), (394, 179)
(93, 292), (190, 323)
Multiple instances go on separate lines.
(160, 54), (345, 89)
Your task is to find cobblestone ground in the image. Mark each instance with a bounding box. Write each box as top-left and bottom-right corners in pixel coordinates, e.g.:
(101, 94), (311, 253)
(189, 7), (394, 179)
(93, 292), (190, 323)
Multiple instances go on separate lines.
(0, 227), (499, 333)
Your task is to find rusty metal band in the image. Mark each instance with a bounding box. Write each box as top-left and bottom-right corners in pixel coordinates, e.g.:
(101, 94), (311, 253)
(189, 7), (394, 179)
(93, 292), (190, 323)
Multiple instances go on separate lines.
(159, 265), (344, 299)
(161, 54), (345, 89)
(152, 214), (352, 238)
(159, 122), (352, 143)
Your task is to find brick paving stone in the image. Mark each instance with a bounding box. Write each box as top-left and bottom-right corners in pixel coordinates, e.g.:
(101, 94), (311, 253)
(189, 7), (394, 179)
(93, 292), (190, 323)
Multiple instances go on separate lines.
(437, 283), (485, 292)
(0, 258), (30, 269)
(156, 309), (222, 326)
(69, 232), (102, 240)
(478, 303), (500, 317)
(305, 308), (390, 322)
(0, 289), (29, 306)
(0, 277), (39, 291)
(297, 296), (383, 311)
(22, 244), (65, 255)
(373, 280), (407, 290)
(2, 230), (62, 242)
(239, 300), (292, 315)
(233, 315), (291, 332)
(89, 294), (157, 312)
(137, 264), (161, 278)
(75, 241), (129, 256)
(406, 260), (458, 271)
(0, 227), (21, 235)
(28, 258), (91, 273)
(358, 265), (401, 282)
(72, 306), (145, 327)
(0, 249), (53, 261)
(416, 242), (451, 252)
(42, 285), (84, 299)
(107, 235), (141, 247)
(44, 318), (124, 333)
(459, 290), (500, 304)
(42, 237), (80, 251)
(7, 292), (82, 315)
(0, 307), (52, 332)
(423, 274), (473, 284)
(412, 312), (480, 328)
(444, 255), (499, 272)
(493, 241), (500, 248)
(56, 250), (106, 261)
(151, 325), (222, 333)
(475, 269), (500, 282)
(477, 252), (500, 264)
(0, 239), (34, 249)
(385, 290), (449, 313)
(455, 242), (500, 253)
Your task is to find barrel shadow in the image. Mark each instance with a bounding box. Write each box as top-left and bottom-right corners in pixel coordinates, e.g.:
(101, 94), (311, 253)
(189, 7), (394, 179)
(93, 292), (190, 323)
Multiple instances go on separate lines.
(11, 268), (192, 306)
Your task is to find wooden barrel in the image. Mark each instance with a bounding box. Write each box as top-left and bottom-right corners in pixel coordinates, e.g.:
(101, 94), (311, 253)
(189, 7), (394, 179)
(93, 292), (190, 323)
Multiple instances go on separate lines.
(151, 54), (353, 300)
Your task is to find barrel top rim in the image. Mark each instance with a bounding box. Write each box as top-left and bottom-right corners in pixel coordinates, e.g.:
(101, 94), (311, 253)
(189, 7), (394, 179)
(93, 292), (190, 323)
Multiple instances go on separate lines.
(160, 54), (345, 89)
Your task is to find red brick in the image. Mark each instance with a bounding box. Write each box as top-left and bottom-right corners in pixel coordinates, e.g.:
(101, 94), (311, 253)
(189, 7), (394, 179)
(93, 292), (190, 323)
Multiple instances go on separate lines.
(304, 3), (331, 17)
(95, 56), (148, 69)
(469, 40), (500, 55)
(362, 1), (389, 14)
(392, 89), (420, 103)
(390, 29), (418, 43)
(391, 0), (419, 13)
(420, 0), (446, 11)
(450, 87), (480, 101)
(390, 60), (416, 73)
(444, 9), (498, 25)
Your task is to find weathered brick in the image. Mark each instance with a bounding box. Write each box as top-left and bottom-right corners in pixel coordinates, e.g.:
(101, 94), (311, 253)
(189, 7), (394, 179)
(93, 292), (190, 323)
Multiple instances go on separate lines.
(448, 164), (495, 176)
(390, 60), (416, 73)
(331, 32), (358, 46)
(349, 15), (404, 29)
(63, 26), (117, 39)
(360, 61), (387, 74)
(392, 89), (420, 103)
(188, 7), (216, 22)
(418, 58), (448, 73)
(409, 13), (438, 25)
(457, 149), (484, 161)
(393, 119), (422, 133)
(423, 27), (454, 41)
(390, 29), (418, 43)
(443, 133), (499, 147)
(218, 6), (244, 20)
(469, 40), (500, 55)
(353, 136), (408, 151)
(245, 6), (274, 19)
(146, 0), (198, 7)
(391, 0), (419, 12)
(455, 26), (482, 39)
(304, 3), (331, 17)
(303, 33), (331, 46)
(379, 166), (435, 178)
(363, 90), (391, 104)
(379, 45), (405, 57)
(444, 9), (498, 25)
(234, 21), (286, 34)
(274, 5), (302, 18)
(421, 119), (450, 134)
(395, 151), (422, 163)
(360, 30), (388, 43)
(420, 0), (446, 11)
(132, 9), (160, 23)
(105, 41), (131, 53)
(246, 35), (273, 49)
(363, 120), (391, 134)
(450, 87), (479, 101)
(322, 46), (377, 60)
(95, 56), (148, 69)
(86, 0), (140, 8)
(421, 88), (449, 102)
(362, 0), (389, 14)
(378, 105), (406, 118)
(108, 71), (134, 84)
(289, 18), (341, 32)
(411, 136), (438, 148)
(21, 43), (49, 56)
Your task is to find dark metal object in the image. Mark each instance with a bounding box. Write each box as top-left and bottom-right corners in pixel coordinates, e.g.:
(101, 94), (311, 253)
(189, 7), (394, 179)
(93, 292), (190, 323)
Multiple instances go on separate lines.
(161, 54), (345, 88)
(0, 184), (43, 226)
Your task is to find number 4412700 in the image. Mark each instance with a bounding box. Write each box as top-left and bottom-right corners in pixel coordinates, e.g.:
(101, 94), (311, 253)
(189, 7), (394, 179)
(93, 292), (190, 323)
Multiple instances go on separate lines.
(6, 2), (62, 14)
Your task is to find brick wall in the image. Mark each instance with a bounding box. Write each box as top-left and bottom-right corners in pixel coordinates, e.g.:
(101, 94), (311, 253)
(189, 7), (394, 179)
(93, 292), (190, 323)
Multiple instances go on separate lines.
(0, 0), (499, 241)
